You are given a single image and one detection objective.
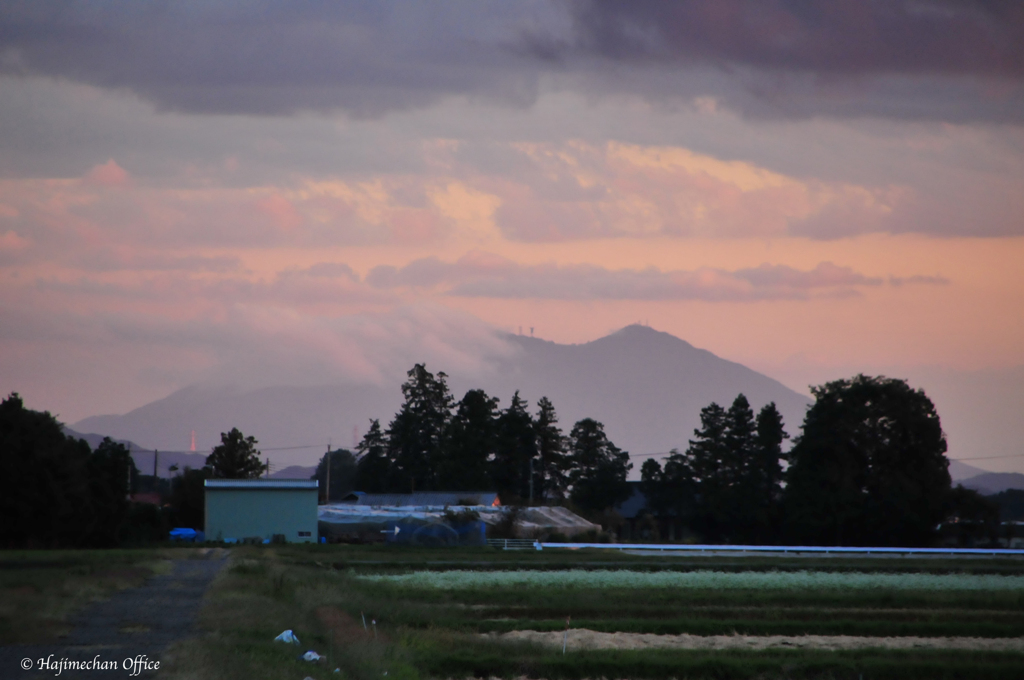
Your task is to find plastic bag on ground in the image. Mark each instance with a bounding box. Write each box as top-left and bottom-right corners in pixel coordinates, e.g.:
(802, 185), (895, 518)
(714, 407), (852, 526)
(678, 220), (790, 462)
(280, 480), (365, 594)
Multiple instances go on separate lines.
(274, 629), (300, 644)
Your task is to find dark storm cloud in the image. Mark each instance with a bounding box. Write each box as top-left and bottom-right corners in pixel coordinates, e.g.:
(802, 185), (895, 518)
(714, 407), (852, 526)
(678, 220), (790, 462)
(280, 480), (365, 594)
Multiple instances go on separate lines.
(0, 0), (548, 116)
(566, 0), (1024, 78)
(1, 1), (1021, 121)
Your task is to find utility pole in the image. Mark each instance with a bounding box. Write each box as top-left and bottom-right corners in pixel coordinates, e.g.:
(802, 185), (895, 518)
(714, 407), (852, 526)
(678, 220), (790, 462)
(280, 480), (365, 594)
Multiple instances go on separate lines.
(325, 445), (331, 504)
(529, 457), (534, 505)
(153, 449), (159, 480)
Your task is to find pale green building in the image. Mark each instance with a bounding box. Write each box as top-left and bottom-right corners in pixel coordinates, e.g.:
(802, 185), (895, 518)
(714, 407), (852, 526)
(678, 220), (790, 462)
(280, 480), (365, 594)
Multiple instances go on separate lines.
(205, 479), (319, 543)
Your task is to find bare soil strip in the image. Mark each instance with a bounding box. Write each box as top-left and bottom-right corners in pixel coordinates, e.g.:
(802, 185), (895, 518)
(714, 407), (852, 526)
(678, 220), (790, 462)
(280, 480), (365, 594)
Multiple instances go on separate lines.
(489, 629), (1024, 652)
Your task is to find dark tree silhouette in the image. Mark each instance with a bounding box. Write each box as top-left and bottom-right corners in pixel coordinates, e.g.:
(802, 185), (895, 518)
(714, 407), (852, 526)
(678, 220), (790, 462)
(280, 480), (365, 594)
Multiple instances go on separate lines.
(0, 393), (138, 547)
(87, 437), (136, 546)
(784, 375), (951, 546)
(206, 428), (266, 479)
(535, 396), (570, 500)
(168, 466), (208, 530)
(313, 448), (358, 502)
(750, 402), (789, 535)
(641, 395), (789, 543)
(354, 419), (390, 492)
(440, 389), (499, 491)
(567, 418), (632, 514)
(386, 364), (454, 492)
(493, 391), (537, 503)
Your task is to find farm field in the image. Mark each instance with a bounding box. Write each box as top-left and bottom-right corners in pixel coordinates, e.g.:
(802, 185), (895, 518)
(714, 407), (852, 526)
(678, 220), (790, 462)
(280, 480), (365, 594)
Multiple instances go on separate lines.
(0, 549), (174, 644)
(157, 544), (1024, 680)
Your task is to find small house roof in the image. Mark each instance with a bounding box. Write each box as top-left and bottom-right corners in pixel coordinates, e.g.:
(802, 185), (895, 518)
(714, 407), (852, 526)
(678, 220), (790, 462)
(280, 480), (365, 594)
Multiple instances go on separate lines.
(205, 479), (318, 490)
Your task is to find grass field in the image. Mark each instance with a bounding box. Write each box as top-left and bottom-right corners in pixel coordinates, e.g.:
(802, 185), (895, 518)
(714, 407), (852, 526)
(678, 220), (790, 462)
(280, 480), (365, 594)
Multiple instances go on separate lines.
(153, 545), (1024, 680)
(0, 549), (175, 644)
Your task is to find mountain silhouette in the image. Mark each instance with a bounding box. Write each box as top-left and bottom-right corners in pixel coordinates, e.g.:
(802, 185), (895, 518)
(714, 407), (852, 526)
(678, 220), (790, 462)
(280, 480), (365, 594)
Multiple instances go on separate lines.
(74, 325), (812, 470)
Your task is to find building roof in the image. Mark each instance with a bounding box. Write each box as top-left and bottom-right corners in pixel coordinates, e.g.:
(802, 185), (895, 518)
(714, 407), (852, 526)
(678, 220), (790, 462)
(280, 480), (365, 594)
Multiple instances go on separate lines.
(341, 491), (499, 507)
(205, 479), (318, 490)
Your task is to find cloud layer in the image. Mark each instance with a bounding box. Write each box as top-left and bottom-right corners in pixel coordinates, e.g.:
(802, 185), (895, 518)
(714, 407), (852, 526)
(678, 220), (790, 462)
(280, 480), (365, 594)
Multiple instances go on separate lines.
(1, 1), (1021, 121)
(366, 251), (944, 301)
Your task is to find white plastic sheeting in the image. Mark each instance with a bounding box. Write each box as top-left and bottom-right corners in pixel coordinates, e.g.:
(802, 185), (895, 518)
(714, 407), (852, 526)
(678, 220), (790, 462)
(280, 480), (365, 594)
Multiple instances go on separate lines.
(317, 503), (598, 537)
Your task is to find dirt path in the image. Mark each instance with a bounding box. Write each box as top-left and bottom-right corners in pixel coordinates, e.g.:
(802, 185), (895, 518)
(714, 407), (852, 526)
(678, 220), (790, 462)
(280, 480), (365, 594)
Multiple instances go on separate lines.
(490, 628), (1024, 652)
(0, 553), (227, 679)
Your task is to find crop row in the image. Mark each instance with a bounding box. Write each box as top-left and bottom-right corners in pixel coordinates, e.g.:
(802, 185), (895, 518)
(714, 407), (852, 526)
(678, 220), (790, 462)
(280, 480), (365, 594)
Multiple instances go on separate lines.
(357, 568), (1024, 590)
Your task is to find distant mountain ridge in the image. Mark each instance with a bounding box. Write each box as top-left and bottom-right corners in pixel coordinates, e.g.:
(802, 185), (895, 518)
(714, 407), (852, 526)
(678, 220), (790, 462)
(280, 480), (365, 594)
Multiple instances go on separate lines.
(958, 472), (1024, 495)
(73, 325), (813, 470)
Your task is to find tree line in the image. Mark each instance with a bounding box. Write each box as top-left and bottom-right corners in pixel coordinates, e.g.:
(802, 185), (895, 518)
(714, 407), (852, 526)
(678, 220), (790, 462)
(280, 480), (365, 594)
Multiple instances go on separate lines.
(0, 391), (273, 548)
(0, 393), (148, 547)
(318, 364), (634, 517)
(640, 375), (995, 547)
(1, 369), (1005, 548)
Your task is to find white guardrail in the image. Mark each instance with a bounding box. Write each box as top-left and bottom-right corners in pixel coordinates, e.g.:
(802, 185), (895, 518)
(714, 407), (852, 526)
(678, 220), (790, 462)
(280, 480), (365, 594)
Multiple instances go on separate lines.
(535, 542), (1024, 556)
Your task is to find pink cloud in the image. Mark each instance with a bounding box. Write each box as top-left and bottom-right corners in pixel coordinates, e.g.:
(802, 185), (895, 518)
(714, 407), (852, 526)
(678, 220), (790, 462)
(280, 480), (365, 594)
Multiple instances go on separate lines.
(255, 193), (304, 232)
(83, 159), (131, 187)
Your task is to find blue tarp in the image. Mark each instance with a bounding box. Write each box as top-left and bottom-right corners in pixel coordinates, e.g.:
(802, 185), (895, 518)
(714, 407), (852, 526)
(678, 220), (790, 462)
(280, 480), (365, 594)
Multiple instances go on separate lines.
(169, 527), (205, 542)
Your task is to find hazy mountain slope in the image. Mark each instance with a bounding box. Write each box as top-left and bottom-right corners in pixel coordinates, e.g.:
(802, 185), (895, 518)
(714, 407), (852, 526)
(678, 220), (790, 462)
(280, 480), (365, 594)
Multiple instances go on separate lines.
(74, 325), (812, 468)
(960, 472), (1024, 495)
(75, 383), (396, 461)
(471, 325), (812, 461)
(947, 460), (991, 481)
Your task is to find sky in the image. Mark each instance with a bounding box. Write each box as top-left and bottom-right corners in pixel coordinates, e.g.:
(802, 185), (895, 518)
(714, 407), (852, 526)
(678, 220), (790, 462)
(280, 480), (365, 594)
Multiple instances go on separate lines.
(1, 1), (1023, 471)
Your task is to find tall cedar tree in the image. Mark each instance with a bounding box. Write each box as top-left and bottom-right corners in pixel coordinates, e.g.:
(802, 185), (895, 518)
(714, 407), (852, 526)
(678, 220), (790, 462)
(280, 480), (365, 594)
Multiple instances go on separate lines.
(643, 395), (788, 543)
(567, 418), (632, 514)
(354, 419), (390, 492)
(684, 401), (730, 541)
(313, 448), (358, 502)
(205, 428), (266, 479)
(386, 364), (454, 492)
(493, 392), (537, 502)
(535, 396), (570, 500)
(752, 402), (789, 536)
(783, 375), (951, 546)
(440, 389), (499, 491)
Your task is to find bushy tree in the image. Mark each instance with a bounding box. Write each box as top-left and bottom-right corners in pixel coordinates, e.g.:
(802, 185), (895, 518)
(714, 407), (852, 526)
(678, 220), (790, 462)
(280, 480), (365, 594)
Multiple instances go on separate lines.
(168, 466), (208, 530)
(567, 418), (632, 514)
(783, 375), (951, 546)
(87, 437), (136, 546)
(0, 393), (138, 547)
(313, 448), (358, 502)
(639, 448), (697, 525)
(205, 427), (266, 479)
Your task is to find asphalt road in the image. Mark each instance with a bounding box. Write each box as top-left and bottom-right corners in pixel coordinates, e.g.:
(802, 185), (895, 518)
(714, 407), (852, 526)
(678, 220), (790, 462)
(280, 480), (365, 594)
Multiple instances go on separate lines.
(0, 555), (227, 680)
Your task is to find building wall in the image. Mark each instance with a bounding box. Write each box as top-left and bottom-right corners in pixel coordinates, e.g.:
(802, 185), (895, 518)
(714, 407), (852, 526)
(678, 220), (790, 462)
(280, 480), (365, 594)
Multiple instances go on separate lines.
(205, 488), (318, 543)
